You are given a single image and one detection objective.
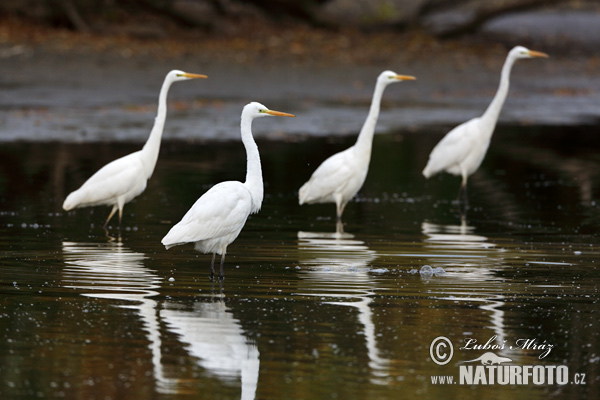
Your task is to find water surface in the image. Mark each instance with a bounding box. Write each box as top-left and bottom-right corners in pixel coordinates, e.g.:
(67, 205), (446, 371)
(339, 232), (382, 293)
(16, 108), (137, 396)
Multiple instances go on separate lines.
(0, 126), (598, 399)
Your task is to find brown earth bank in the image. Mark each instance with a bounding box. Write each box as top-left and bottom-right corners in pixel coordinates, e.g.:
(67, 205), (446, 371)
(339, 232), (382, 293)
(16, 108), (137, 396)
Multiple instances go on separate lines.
(0, 15), (599, 142)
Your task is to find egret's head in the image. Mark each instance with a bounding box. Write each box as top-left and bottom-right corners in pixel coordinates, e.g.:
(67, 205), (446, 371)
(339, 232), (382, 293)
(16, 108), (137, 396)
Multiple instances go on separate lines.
(245, 102), (295, 118)
(378, 70), (416, 85)
(511, 46), (549, 60)
(169, 69), (208, 82)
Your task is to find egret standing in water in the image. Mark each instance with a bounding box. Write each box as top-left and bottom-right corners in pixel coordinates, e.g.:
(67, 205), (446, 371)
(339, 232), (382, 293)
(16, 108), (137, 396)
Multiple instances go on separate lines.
(422, 46), (548, 202)
(161, 102), (295, 280)
(63, 70), (207, 229)
(298, 71), (415, 228)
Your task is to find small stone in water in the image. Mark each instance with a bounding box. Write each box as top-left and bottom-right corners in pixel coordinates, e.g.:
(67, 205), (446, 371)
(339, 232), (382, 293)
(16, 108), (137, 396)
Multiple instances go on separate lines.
(414, 265), (446, 277)
(370, 268), (389, 274)
(168, 277), (175, 282)
(420, 265), (434, 276)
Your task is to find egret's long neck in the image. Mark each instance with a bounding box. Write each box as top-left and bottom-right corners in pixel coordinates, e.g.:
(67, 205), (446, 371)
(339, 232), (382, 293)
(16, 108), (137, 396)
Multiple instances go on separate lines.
(141, 77), (173, 178)
(481, 54), (517, 132)
(355, 81), (387, 154)
(241, 113), (263, 213)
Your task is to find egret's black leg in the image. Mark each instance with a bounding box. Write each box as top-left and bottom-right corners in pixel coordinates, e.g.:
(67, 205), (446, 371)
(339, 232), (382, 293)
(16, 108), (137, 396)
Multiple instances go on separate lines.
(335, 220), (344, 235)
(210, 253), (216, 280)
(459, 207), (468, 226)
(457, 178), (469, 208)
(117, 206), (123, 230)
(219, 253), (226, 281)
(103, 228), (119, 242)
(103, 205), (118, 229)
(335, 200), (347, 234)
(335, 198), (347, 226)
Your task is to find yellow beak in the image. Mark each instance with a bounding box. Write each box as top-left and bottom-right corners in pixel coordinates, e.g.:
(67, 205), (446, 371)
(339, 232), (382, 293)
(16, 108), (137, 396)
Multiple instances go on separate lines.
(181, 73), (208, 79)
(527, 50), (549, 58)
(266, 110), (296, 117)
(395, 75), (417, 81)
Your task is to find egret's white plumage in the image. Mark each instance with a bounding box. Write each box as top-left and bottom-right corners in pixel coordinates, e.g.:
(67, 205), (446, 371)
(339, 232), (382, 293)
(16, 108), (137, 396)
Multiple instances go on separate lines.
(161, 102), (295, 279)
(298, 71), (415, 223)
(63, 70), (207, 228)
(422, 46), (548, 199)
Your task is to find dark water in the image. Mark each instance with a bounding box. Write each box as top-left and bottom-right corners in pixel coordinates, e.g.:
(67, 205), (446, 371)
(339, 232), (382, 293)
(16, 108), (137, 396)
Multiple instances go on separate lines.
(0, 126), (598, 399)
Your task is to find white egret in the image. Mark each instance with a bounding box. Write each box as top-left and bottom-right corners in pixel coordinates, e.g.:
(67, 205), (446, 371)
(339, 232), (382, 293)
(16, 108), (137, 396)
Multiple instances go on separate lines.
(422, 46), (548, 202)
(298, 71), (415, 225)
(161, 102), (295, 279)
(63, 70), (207, 229)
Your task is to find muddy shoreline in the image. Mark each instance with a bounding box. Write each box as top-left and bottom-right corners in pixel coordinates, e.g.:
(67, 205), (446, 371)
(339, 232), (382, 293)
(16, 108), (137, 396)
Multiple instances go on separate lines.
(1, 19), (599, 142)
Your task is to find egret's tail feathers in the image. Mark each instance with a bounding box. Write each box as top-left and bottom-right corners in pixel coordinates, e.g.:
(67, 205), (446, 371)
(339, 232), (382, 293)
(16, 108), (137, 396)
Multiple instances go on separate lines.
(422, 166), (431, 179)
(161, 230), (185, 250)
(298, 183), (309, 205)
(62, 190), (81, 211)
(161, 238), (180, 250)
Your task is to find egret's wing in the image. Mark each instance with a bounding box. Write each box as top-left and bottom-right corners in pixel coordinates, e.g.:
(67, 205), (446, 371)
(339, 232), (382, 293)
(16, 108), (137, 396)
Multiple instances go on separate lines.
(424, 118), (480, 175)
(66, 152), (145, 207)
(299, 148), (358, 203)
(162, 182), (252, 246)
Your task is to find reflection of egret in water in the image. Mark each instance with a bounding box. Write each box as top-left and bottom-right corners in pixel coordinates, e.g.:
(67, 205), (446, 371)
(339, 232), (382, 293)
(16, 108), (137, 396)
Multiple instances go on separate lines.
(62, 242), (259, 399)
(420, 221), (508, 353)
(62, 241), (159, 300)
(422, 220), (495, 250)
(420, 220), (500, 279)
(479, 296), (507, 349)
(61, 241), (170, 391)
(297, 229), (376, 271)
(63, 241), (178, 388)
(297, 230), (391, 384)
(160, 293), (260, 400)
(63, 242), (167, 387)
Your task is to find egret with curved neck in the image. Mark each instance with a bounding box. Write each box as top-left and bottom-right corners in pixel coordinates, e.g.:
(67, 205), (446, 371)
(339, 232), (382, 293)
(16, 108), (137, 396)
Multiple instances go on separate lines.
(298, 70), (415, 229)
(63, 70), (206, 229)
(161, 102), (295, 279)
(422, 46), (548, 203)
